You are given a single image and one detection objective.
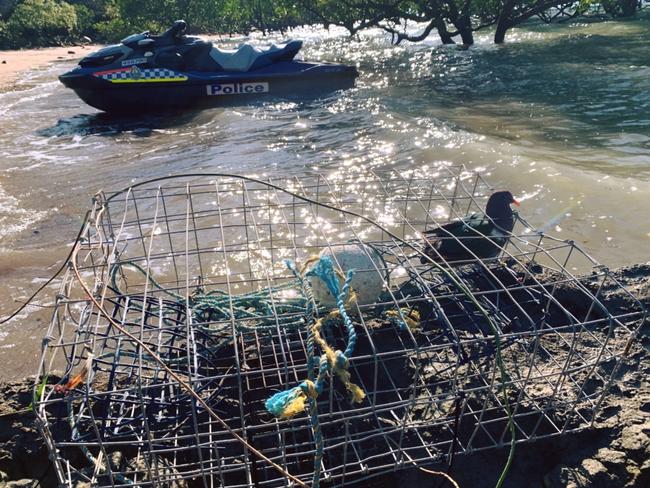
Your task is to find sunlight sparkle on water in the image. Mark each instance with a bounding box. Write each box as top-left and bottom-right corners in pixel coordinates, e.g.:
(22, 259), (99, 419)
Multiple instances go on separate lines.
(0, 16), (650, 366)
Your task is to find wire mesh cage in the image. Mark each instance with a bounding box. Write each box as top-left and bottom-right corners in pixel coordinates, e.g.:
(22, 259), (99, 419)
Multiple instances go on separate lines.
(35, 167), (645, 488)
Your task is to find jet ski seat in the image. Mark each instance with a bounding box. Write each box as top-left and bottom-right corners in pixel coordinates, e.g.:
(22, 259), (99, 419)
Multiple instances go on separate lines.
(182, 41), (220, 71)
(209, 40), (303, 72)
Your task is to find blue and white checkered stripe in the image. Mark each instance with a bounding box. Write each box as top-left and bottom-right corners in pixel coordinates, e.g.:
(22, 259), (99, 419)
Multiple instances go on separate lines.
(99, 71), (130, 81)
(97, 68), (187, 82)
(140, 68), (182, 79)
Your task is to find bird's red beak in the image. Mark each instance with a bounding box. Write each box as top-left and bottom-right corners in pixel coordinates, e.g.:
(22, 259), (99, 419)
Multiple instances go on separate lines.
(512, 198), (521, 207)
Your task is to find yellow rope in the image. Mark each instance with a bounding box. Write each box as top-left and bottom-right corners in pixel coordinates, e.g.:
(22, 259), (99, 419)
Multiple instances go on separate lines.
(385, 308), (421, 330)
(276, 380), (321, 420)
(311, 311), (366, 404)
(69, 246), (308, 487)
(276, 257), (366, 420)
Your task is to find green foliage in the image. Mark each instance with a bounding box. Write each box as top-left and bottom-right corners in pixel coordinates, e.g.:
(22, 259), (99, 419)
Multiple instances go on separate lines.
(116, 0), (178, 32)
(473, 0), (505, 23)
(92, 16), (132, 42)
(87, 0), (127, 41)
(3, 0), (77, 48)
(601, 0), (639, 17)
(0, 0), (642, 49)
(73, 4), (94, 33)
(0, 19), (9, 46)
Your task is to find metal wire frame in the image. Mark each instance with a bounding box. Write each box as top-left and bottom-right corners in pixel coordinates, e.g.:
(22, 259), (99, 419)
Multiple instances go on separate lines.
(34, 166), (646, 488)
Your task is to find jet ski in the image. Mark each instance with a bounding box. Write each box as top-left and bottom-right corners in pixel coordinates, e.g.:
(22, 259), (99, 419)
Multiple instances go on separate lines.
(59, 20), (358, 113)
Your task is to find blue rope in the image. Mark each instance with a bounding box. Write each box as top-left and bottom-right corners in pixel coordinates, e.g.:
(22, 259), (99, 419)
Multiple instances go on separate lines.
(308, 355), (328, 488)
(287, 260), (317, 377)
(285, 259), (328, 488)
(113, 257), (362, 487)
(110, 261), (309, 343)
(266, 256), (362, 488)
(305, 255), (357, 360)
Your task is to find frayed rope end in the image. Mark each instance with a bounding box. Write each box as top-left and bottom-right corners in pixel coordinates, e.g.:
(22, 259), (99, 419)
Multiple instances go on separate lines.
(265, 380), (319, 419)
(265, 387), (306, 419)
(347, 383), (366, 403)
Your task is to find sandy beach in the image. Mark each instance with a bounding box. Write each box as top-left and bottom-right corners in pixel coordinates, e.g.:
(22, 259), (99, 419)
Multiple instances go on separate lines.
(0, 45), (100, 92)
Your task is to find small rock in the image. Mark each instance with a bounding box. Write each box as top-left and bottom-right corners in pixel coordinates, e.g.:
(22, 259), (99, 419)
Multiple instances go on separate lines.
(67, 50), (75, 55)
(581, 458), (608, 480)
(615, 424), (650, 458)
(543, 464), (588, 488)
(1, 60), (6, 64)
(625, 464), (641, 482)
(5, 480), (39, 488)
(595, 447), (626, 467)
(0, 470), (8, 481)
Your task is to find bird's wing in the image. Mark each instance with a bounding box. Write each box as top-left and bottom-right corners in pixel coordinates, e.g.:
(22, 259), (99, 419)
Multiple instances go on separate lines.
(462, 215), (496, 237)
(422, 213), (513, 264)
(423, 218), (473, 237)
(424, 214), (494, 237)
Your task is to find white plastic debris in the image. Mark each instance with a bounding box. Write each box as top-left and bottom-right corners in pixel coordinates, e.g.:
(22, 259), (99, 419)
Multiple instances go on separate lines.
(309, 243), (385, 307)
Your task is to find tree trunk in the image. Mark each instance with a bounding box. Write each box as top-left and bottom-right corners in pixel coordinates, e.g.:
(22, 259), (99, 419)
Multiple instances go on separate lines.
(494, 19), (510, 44)
(620, 0), (638, 17)
(456, 17), (474, 45)
(436, 19), (455, 44)
(443, 0), (474, 45)
(494, 0), (516, 44)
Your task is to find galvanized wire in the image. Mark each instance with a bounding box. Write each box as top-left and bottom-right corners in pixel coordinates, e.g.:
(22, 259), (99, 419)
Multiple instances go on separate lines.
(35, 167), (645, 487)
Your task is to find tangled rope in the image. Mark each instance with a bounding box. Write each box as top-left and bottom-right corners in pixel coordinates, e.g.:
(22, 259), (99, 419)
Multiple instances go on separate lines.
(105, 251), (510, 488)
(265, 256), (366, 488)
(110, 255), (370, 487)
(110, 261), (309, 332)
(265, 256), (365, 418)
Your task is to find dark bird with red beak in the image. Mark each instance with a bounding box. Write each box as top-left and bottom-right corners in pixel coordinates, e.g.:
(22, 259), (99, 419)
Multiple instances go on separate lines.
(421, 191), (520, 264)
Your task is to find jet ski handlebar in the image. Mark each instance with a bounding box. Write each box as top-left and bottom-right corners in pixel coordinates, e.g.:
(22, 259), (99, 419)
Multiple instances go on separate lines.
(162, 20), (187, 39)
(121, 20), (188, 49)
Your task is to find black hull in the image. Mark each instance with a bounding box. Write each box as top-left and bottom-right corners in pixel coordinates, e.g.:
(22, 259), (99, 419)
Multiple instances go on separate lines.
(60, 64), (358, 113)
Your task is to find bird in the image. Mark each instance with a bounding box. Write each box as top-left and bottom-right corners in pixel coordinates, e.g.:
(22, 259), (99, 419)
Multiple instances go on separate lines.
(421, 191), (520, 264)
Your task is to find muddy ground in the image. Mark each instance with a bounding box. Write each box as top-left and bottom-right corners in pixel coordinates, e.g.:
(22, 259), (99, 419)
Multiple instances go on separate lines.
(1, 264), (648, 488)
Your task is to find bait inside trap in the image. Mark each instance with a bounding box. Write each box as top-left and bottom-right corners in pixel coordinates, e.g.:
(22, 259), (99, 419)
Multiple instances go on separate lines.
(35, 168), (645, 487)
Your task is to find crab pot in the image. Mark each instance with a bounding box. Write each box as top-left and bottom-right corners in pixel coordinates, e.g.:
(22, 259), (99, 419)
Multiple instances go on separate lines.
(35, 168), (645, 487)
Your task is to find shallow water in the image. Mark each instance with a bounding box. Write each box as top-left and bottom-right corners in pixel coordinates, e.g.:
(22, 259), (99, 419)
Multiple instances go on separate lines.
(1, 16), (649, 378)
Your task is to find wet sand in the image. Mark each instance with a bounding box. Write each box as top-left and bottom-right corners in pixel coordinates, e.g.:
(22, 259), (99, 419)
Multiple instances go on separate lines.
(1, 263), (648, 487)
(0, 45), (99, 92)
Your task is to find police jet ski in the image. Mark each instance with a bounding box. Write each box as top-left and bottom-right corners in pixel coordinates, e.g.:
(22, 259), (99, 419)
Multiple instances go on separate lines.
(59, 20), (358, 113)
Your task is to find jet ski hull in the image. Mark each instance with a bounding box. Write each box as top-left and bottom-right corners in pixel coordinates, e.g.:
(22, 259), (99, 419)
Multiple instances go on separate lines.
(60, 61), (358, 113)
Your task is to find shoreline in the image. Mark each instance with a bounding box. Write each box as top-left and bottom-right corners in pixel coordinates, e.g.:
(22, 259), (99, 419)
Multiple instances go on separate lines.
(0, 45), (100, 93)
(0, 263), (647, 487)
